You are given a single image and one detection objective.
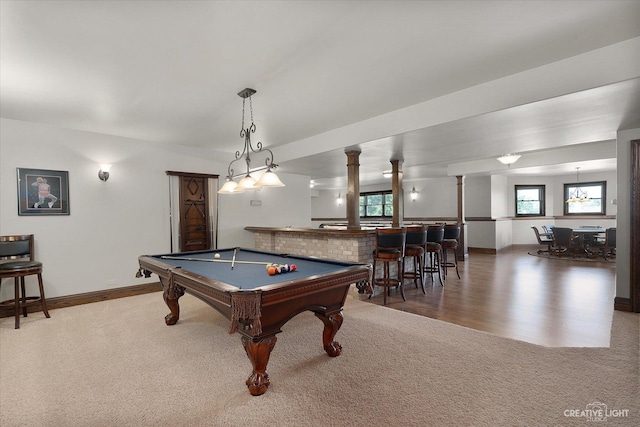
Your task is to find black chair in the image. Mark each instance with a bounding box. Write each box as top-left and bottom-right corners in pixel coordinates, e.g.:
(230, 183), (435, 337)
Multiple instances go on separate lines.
(551, 227), (580, 257)
(371, 227), (406, 305)
(531, 226), (554, 254)
(542, 225), (554, 235)
(0, 234), (50, 329)
(595, 227), (616, 260)
(423, 225), (444, 286)
(403, 225), (427, 294)
(441, 224), (461, 279)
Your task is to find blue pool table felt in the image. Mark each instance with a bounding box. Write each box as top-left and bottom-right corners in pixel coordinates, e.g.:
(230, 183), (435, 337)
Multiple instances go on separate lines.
(153, 249), (349, 289)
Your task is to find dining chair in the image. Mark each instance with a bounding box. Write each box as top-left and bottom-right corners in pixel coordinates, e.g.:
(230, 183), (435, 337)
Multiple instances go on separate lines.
(371, 227), (406, 305)
(0, 234), (50, 328)
(531, 226), (554, 254)
(551, 227), (580, 257)
(595, 227), (616, 260)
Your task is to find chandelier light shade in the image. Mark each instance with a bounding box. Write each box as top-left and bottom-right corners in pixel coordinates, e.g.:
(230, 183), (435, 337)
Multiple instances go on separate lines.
(566, 167), (590, 203)
(256, 168), (285, 187)
(218, 178), (241, 194)
(218, 88), (285, 194)
(238, 174), (257, 190)
(497, 153), (521, 165)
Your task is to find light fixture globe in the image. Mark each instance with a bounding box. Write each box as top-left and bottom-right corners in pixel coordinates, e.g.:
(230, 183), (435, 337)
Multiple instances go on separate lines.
(218, 179), (241, 194)
(497, 154), (521, 165)
(256, 169), (285, 187)
(410, 186), (418, 201)
(238, 174), (257, 190)
(98, 164), (112, 182)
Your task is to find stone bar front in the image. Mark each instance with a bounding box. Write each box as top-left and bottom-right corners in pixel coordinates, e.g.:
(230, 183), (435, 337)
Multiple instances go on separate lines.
(245, 226), (376, 265)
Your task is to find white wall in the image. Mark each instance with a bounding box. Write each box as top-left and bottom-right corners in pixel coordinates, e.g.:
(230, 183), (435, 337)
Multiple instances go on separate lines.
(403, 177), (457, 218)
(464, 176), (492, 217)
(491, 175), (508, 218)
(311, 188), (346, 222)
(218, 172), (312, 247)
(0, 118), (310, 300)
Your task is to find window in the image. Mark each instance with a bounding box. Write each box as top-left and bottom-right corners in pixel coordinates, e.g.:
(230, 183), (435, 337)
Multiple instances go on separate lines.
(515, 185), (545, 216)
(360, 191), (393, 218)
(564, 181), (606, 215)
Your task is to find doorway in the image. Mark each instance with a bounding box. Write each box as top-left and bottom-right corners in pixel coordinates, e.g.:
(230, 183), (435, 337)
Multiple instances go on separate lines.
(167, 171), (218, 252)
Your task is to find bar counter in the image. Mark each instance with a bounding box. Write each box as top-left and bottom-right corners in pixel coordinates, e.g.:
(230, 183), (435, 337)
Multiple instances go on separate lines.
(245, 226), (377, 265)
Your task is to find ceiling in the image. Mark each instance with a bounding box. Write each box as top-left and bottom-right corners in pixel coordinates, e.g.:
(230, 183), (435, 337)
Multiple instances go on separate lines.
(2, 1), (640, 189)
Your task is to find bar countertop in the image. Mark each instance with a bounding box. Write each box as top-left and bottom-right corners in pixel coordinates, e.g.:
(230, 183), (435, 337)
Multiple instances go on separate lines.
(245, 226), (377, 236)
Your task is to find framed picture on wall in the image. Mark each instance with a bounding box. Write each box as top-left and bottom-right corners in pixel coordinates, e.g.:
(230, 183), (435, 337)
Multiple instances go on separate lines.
(17, 168), (70, 216)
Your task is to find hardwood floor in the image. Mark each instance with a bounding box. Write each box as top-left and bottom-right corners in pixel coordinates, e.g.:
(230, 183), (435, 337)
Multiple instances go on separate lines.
(363, 245), (616, 348)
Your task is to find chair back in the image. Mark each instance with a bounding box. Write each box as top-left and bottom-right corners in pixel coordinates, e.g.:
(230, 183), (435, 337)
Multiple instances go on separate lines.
(531, 226), (552, 244)
(0, 235), (35, 262)
(552, 227), (574, 247)
(426, 225), (444, 243)
(376, 227), (406, 255)
(443, 224), (460, 240)
(405, 225), (427, 246)
(605, 228), (616, 248)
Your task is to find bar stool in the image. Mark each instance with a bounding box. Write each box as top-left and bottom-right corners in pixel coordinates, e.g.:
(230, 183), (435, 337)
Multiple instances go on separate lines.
(403, 225), (427, 294)
(423, 225), (444, 286)
(371, 227), (406, 305)
(441, 224), (461, 279)
(0, 234), (50, 329)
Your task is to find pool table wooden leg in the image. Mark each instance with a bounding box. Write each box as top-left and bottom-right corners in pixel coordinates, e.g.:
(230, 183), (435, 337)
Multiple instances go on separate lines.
(161, 278), (185, 326)
(241, 335), (277, 396)
(315, 311), (344, 357)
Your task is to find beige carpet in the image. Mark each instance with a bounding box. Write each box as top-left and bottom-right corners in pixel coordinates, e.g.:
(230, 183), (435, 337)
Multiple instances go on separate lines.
(1, 291), (638, 426)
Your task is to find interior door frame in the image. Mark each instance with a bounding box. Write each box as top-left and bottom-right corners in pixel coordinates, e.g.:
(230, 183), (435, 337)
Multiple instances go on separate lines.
(630, 140), (640, 312)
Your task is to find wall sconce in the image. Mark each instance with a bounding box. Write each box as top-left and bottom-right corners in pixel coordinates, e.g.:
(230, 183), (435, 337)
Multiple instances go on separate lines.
(336, 192), (343, 206)
(410, 186), (418, 201)
(98, 164), (112, 182)
(382, 170), (393, 178)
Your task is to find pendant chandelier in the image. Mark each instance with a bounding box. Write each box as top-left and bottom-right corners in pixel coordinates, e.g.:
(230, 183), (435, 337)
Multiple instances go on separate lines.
(218, 88), (285, 194)
(566, 167), (589, 203)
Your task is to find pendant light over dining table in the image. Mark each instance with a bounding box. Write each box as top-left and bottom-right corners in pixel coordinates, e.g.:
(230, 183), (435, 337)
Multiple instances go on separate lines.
(566, 167), (589, 203)
(218, 88), (285, 194)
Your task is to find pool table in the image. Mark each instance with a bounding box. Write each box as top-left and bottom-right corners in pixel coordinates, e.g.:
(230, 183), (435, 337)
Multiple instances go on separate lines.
(137, 247), (371, 396)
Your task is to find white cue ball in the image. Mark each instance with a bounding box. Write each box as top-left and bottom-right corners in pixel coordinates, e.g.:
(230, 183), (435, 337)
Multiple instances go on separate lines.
(214, 253), (221, 259)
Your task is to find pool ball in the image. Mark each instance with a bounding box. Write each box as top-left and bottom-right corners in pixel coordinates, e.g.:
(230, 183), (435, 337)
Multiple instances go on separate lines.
(214, 253), (221, 259)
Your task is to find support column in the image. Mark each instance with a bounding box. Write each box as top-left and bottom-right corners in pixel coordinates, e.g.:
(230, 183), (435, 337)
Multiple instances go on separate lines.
(345, 150), (361, 230)
(391, 160), (404, 227)
(457, 175), (467, 260)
